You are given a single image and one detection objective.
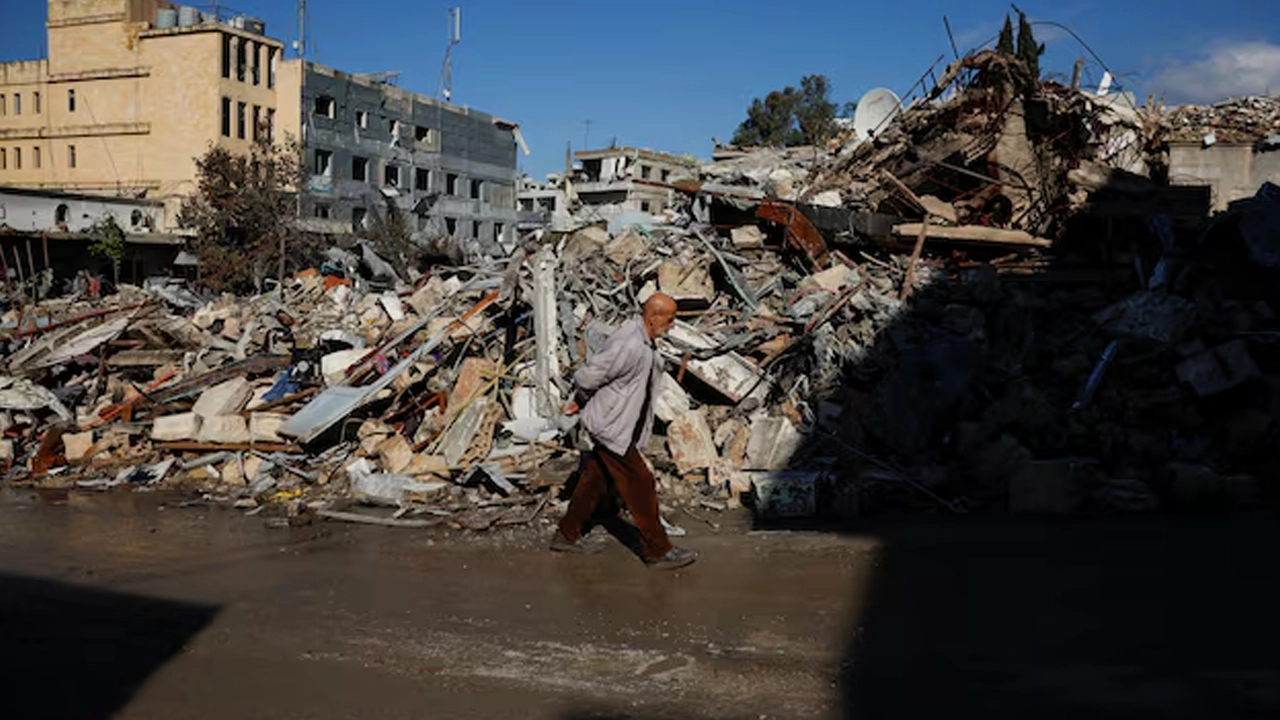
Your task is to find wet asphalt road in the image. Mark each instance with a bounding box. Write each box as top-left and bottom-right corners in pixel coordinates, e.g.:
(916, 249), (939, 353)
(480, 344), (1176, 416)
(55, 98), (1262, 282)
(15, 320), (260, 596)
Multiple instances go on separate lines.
(1, 488), (1277, 720)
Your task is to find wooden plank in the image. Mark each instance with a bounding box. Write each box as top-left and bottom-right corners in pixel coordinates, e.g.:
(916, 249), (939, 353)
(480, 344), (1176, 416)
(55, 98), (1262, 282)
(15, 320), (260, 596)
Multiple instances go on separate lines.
(107, 349), (187, 367)
(891, 223), (1053, 247)
(156, 441), (302, 454)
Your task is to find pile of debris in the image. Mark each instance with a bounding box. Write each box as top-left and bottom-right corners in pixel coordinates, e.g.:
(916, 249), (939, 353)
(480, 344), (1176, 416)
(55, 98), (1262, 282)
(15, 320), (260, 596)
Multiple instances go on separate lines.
(1162, 96), (1280, 145)
(3, 48), (1277, 528)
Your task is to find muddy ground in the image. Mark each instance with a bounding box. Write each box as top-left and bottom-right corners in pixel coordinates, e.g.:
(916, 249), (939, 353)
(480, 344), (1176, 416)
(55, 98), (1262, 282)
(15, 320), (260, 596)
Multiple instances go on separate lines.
(1, 488), (1277, 719)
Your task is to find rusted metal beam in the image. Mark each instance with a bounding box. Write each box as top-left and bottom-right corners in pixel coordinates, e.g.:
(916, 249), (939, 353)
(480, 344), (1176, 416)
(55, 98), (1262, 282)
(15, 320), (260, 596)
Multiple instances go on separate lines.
(756, 200), (830, 268)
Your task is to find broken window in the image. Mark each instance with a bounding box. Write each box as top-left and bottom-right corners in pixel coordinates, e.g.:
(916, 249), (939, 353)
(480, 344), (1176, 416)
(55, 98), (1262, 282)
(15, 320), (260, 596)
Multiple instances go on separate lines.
(471, 221), (481, 238)
(236, 102), (246, 139)
(67, 145), (76, 169)
(414, 125), (435, 145)
(352, 156), (369, 182)
(640, 200), (651, 213)
(314, 149), (332, 176)
(494, 223), (505, 242)
(355, 110), (368, 129)
(56, 204), (69, 226)
(33, 146), (41, 169)
(130, 210), (143, 228)
(220, 97), (231, 137)
(519, 198), (534, 212)
(67, 89), (75, 113)
(384, 163), (400, 188)
(415, 167), (430, 191)
(445, 217), (457, 235)
(235, 38), (246, 82)
(661, 168), (670, 182)
(251, 42), (261, 85)
(221, 34), (231, 78)
(352, 207), (367, 233)
(640, 165), (651, 180)
(314, 95), (335, 119)
(313, 204), (330, 219)
(446, 173), (459, 195)
(470, 179), (483, 200)
(33, 92), (40, 114)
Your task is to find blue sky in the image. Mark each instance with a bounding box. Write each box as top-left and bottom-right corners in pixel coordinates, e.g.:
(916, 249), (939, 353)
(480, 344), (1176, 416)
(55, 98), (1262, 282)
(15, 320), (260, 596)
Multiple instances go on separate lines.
(2, 0), (1275, 178)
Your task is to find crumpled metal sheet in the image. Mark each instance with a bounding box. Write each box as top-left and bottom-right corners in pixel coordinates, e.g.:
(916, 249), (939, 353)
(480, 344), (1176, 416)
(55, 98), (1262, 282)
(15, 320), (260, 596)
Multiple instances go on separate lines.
(0, 376), (73, 421)
(37, 317), (131, 368)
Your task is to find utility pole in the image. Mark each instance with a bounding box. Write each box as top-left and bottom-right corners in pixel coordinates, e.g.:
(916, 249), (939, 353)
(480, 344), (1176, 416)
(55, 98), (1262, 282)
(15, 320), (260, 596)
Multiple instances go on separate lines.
(285, 0), (306, 297)
(437, 8), (461, 102)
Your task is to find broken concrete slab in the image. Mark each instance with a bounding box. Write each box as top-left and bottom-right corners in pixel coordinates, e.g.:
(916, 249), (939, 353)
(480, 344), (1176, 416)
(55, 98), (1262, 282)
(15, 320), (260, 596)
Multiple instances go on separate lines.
(320, 348), (369, 386)
(249, 413), (288, 443)
(377, 434), (415, 474)
(604, 228), (648, 265)
(63, 430), (95, 463)
(197, 415), (251, 445)
(191, 377), (252, 419)
(746, 416), (803, 471)
(657, 259), (715, 304)
(653, 373), (691, 423)
(151, 412), (202, 442)
(808, 264), (860, 293)
(749, 470), (821, 518)
(666, 410), (716, 474)
(730, 225), (765, 250)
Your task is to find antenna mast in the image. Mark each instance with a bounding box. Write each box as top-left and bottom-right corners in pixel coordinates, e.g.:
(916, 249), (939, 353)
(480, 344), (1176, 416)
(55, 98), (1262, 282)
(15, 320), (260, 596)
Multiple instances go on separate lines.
(437, 8), (461, 102)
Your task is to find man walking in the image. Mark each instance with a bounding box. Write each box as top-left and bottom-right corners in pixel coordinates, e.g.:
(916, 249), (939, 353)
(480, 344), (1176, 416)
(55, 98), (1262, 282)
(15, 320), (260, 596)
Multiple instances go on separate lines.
(551, 293), (698, 570)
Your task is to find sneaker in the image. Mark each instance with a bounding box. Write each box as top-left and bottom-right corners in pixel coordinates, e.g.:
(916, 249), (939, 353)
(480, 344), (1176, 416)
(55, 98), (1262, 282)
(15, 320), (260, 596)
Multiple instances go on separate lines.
(645, 547), (698, 570)
(549, 530), (603, 554)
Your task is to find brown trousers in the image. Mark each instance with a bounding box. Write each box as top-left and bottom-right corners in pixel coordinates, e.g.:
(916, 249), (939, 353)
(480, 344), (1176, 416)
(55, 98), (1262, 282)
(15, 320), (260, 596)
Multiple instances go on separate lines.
(558, 444), (673, 561)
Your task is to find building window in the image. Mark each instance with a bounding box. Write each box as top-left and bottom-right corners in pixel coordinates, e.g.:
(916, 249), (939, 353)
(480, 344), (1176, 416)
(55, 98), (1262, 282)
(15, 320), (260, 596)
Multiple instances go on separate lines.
(33, 92), (40, 114)
(414, 126), (435, 144)
(445, 217), (457, 236)
(0, 94), (6, 116)
(55, 204), (69, 226)
(355, 110), (368, 129)
(494, 223), (505, 242)
(446, 173), (459, 195)
(251, 42), (261, 85)
(314, 204), (330, 219)
(33, 146), (41, 169)
(640, 201), (651, 212)
(14, 147), (20, 169)
(130, 210), (144, 228)
(252, 105), (261, 140)
(235, 38), (246, 82)
(470, 179), (483, 200)
(352, 156), (369, 182)
(267, 47), (276, 88)
(384, 163), (400, 188)
(13, 93), (20, 115)
(315, 95), (335, 118)
(352, 207), (367, 232)
(0, 148), (6, 170)
(221, 34), (231, 78)
(415, 167), (430, 191)
(236, 102), (246, 139)
(220, 97), (231, 137)
(661, 168), (670, 182)
(67, 89), (75, 113)
(640, 165), (651, 180)
(67, 145), (76, 168)
(314, 149), (332, 176)
(266, 108), (275, 141)
(471, 221), (482, 239)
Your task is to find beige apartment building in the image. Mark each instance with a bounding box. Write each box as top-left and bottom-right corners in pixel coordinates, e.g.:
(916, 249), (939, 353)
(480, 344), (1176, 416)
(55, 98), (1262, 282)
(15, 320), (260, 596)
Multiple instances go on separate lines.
(0, 0), (283, 227)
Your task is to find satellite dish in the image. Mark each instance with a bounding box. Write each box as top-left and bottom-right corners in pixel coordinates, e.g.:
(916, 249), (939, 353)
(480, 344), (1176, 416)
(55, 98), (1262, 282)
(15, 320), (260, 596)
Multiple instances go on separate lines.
(852, 88), (903, 141)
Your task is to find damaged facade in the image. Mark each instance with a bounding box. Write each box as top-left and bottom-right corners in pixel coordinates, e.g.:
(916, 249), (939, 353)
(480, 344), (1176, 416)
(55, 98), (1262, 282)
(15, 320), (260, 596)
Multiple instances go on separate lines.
(278, 62), (521, 252)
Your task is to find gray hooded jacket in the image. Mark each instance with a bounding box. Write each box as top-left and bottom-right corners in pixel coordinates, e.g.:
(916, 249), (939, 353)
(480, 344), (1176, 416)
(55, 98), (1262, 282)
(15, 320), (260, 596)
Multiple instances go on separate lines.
(574, 316), (663, 456)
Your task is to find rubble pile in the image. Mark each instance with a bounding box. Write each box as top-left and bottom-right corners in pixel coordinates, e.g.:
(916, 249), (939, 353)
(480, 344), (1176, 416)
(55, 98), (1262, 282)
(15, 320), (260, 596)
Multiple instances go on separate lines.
(1162, 96), (1280, 144)
(3, 49), (1278, 528)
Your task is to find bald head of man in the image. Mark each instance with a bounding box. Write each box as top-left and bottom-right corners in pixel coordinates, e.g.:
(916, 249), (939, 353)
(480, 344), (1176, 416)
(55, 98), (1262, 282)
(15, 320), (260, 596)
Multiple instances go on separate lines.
(642, 293), (677, 340)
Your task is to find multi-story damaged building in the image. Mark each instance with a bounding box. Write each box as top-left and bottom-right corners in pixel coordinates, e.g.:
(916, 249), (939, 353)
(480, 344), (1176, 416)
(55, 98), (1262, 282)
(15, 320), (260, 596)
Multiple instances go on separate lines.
(570, 147), (696, 217)
(0, 0), (522, 249)
(0, 1), (284, 226)
(276, 62), (520, 250)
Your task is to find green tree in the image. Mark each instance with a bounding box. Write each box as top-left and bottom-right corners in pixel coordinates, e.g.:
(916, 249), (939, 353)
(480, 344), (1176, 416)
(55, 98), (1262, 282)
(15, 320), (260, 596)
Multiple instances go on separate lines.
(178, 131), (305, 293)
(87, 216), (126, 286)
(731, 74), (840, 147)
(1015, 11), (1045, 79)
(996, 14), (1015, 56)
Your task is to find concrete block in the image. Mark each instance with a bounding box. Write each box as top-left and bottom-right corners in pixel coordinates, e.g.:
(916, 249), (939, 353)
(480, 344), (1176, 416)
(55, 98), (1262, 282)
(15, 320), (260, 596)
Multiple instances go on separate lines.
(653, 373), (691, 423)
(667, 410), (716, 474)
(749, 470), (821, 518)
(152, 412), (202, 442)
(746, 416), (803, 471)
(191, 377), (252, 418)
(730, 225), (764, 250)
(243, 455), (264, 482)
(1010, 458), (1096, 513)
(221, 458), (246, 486)
(63, 431), (95, 462)
(320, 348), (368, 386)
(377, 434), (415, 474)
(809, 264), (859, 293)
(249, 413), (288, 443)
(198, 415), (250, 444)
